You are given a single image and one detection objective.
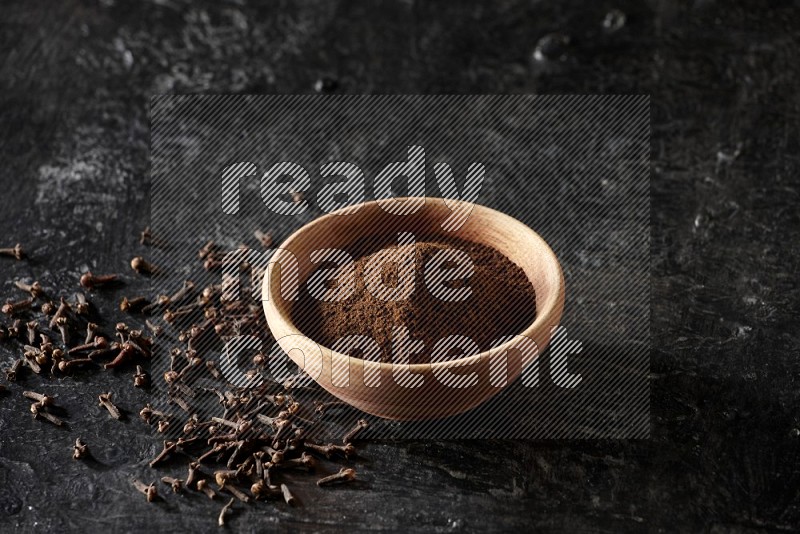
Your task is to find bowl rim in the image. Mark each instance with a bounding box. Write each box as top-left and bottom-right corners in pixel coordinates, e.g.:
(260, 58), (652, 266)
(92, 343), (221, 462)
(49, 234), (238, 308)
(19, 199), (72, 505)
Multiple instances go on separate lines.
(262, 196), (565, 374)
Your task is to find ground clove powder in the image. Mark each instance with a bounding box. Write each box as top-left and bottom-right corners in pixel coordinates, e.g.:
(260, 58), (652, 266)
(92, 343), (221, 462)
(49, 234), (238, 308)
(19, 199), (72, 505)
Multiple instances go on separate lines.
(293, 239), (536, 364)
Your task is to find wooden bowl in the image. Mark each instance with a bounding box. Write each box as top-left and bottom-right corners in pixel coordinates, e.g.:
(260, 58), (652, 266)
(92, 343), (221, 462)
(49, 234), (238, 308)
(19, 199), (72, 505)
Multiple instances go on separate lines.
(262, 197), (565, 421)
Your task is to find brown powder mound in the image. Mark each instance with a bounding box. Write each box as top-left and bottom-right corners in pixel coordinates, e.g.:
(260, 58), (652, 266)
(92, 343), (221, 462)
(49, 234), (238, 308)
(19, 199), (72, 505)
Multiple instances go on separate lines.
(292, 239), (536, 364)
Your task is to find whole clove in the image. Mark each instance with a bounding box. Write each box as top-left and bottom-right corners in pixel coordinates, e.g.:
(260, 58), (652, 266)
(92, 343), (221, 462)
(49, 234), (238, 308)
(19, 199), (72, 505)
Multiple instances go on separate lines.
(103, 341), (141, 369)
(218, 497), (235, 527)
(31, 402), (64, 426)
(140, 226), (166, 247)
(140, 403), (169, 424)
(68, 336), (107, 354)
(317, 467), (357, 487)
(2, 297), (33, 315)
(343, 419), (369, 444)
(149, 440), (177, 467)
(23, 390), (54, 408)
(0, 243), (25, 260)
(73, 438), (89, 460)
(304, 442), (356, 460)
(84, 322), (98, 345)
(133, 365), (149, 387)
(6, 358), (23, 381)
(15, 280), (43, 298)
(80, 272), (119, 290)
(22, 348), (43, 374)
(219, 482), (250, 503)
(280, 484), (297, 506)
(26, 320), (38, 344)
(58, 357), (95, 374)
(253, 229), (273, 248)
(197, 479), (216, 500)
(161, 476), (184, 493)
(48, 298), (70, 329)
(40, 301), (56, 316)
(131, 256), (157, 275)
(73, 293), (90, 315)
(120, 296), (148, 312)
(98, 392), (122, 420)
(186, 461), (201, 489)
(8, 318), (22, 338)
(0, 229), (376, 527)
(55, 316), (70, 345)
(198, 240), (217, 260)
(132, 480), (158, 502)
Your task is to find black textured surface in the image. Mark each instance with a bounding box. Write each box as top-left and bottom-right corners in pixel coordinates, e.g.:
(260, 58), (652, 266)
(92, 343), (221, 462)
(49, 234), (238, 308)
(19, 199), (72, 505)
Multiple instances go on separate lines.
(1, 0), (799, 532)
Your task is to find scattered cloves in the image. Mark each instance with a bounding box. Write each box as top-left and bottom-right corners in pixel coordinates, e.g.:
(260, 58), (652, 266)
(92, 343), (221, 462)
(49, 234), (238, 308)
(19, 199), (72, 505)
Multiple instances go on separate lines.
(0, 229), (376, 525)
(103, 341), (139, 369)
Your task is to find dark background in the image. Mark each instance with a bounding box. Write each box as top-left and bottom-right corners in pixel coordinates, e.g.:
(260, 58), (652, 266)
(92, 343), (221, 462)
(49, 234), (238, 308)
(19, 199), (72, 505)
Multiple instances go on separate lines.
(1, 0), (799, 532)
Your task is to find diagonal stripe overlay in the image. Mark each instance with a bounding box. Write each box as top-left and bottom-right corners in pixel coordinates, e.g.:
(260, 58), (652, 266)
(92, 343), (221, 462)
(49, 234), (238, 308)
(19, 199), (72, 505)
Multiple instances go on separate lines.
(150, 95), (650, 439)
